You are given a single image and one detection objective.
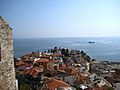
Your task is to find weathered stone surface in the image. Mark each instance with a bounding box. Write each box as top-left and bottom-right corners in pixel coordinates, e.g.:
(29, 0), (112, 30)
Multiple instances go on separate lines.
(0, 16), (16, 90)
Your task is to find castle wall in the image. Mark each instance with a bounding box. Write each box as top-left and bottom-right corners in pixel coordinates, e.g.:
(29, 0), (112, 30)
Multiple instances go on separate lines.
(0, 16), (16, 90)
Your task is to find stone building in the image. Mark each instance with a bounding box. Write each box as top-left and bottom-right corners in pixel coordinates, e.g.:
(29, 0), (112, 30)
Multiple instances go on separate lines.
(0, 16), (16, 90)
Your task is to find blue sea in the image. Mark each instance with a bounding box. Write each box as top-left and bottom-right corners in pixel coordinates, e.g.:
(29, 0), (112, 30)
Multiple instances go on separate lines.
(14, 37), (120, 62)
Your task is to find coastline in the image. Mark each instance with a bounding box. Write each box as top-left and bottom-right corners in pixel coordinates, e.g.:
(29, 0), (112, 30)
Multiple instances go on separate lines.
(14, 37), (120, 62)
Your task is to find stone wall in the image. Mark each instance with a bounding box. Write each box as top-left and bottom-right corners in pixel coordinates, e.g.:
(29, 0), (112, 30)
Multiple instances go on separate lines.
(0, 16), (16, 90)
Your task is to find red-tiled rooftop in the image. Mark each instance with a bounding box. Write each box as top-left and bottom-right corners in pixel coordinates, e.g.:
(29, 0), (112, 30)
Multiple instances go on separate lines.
(59, 64), (67, 70)
(16, 61), (26, 66)
(47, 78), (70, 89)
(30, 68), (42, 76)
(15, 60), (32, 68)
(23, 64), (32, 67)
(65, 67), (78, 75)
(24, 68), (32, 75)
(36, 59), (49, 63)
(24, 68), (43, 76)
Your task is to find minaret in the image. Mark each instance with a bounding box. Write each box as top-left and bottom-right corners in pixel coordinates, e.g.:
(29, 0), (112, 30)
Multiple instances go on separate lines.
(0, 16), (16, 90)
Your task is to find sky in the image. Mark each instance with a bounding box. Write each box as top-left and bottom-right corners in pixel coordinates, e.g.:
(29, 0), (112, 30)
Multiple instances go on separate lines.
(0, 0), (120, 38)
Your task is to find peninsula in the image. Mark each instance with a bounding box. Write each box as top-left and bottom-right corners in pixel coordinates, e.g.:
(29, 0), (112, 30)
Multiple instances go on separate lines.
(15, 47), (120, 90)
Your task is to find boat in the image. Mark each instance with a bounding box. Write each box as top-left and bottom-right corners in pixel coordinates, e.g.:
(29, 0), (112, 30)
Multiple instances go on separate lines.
(88, 41), (95, 44)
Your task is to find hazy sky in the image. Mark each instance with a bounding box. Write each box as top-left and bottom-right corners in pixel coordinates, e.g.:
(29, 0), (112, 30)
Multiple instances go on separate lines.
(0, 0), (120, 38)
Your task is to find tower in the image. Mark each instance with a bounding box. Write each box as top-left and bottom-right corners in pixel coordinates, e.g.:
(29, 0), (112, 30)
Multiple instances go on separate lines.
(0, 16), (16, 90)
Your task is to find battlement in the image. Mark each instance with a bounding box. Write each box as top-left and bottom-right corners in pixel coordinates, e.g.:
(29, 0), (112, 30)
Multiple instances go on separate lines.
(0, 16), (9, 29)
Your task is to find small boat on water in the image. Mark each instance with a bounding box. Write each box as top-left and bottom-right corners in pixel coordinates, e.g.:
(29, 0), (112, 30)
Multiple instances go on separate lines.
(88, 41), (95, 44)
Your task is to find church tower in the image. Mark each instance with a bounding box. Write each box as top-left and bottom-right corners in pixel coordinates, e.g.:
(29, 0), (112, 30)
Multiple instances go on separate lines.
(0, 16), (16, 90)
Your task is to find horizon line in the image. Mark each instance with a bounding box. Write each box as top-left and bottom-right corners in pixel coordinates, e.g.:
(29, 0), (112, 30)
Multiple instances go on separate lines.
(13, 36), (120, 39)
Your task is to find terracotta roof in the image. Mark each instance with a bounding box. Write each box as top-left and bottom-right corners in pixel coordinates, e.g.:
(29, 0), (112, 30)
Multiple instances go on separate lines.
(15, 60), (32, 68)
(24, 68), (32, 75)
(59, 64), (67, 70)
(65, 67), (78, 75)
(71, 68), (78, 75)
(30, 68), (42, 76)
(47, 78), (70, 89)
(38, 65), (44, 68)
(36, 59), (49, 63)
(23, 64), (32, 67)
(16, 61), (26, 66)
(24, 68), (43, 76)
(49, 60), (59, 63)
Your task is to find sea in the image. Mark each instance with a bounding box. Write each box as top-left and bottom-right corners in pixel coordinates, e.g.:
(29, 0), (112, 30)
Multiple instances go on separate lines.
(14, 37), (120, 62)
